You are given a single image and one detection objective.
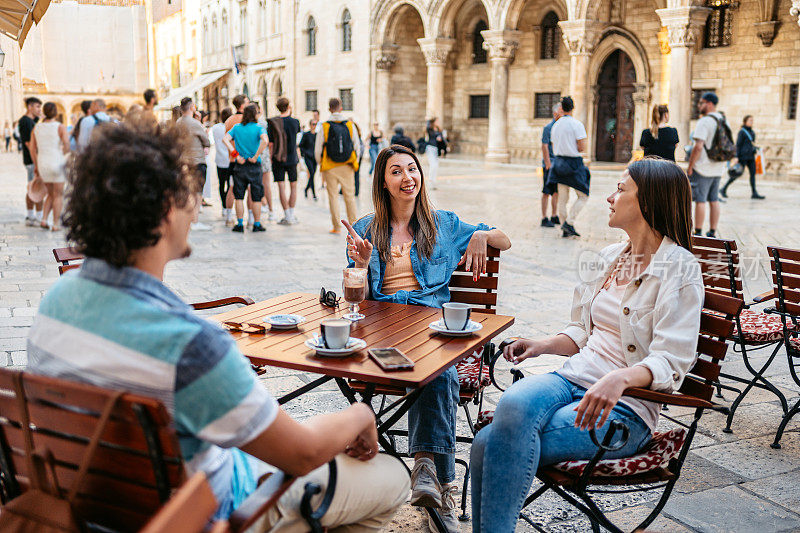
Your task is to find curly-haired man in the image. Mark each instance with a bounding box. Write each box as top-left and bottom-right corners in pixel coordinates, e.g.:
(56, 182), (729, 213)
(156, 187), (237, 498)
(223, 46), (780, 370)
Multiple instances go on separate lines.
(26, 122), (409, 528)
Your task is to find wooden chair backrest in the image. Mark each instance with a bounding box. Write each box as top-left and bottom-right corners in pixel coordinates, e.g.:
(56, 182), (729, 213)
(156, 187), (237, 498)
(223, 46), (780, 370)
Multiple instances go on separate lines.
(140, 472), (224, 533)
(691, 236), (743, 300)
(0, 369), (186, 532)
(448, 246), (500, 314)
(679, 290), (742, 402)
(53, 247), (84, 275)
(768, 246), (800, 317)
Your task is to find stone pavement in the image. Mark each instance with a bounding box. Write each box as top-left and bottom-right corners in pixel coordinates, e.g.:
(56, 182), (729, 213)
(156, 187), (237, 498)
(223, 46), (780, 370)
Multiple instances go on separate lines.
(1, 150), (800, 531)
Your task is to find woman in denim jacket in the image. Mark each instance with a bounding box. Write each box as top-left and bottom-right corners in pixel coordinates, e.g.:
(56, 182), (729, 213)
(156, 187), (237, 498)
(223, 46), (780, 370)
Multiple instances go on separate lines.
(343, 144), (511, 531)
(469, 158), (704, 533)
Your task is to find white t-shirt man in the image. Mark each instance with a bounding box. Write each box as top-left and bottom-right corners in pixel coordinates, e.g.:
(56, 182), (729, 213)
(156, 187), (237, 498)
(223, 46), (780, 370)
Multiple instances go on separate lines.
(692, 111), (728, 177)
(551, 115), (587, 158)
(210, 122), (229, 169)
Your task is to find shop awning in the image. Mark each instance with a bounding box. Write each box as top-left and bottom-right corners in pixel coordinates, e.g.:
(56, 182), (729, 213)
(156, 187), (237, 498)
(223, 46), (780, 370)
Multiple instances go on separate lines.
(155, 69), (229, 111)
(0, 0), (50, 46)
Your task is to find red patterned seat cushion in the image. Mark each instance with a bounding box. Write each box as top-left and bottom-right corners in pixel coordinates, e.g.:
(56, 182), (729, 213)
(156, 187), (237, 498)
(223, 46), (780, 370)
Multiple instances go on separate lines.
(456, 348), (490, 393)
(734, 309), (794, 343)
(471, 411), (686, 478)
(552, 428), (686, 477)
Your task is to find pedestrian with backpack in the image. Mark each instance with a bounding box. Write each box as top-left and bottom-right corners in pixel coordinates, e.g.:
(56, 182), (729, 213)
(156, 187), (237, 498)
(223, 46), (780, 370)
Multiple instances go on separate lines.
(268, 97), (302, 225)
(315, 97), (360, 233)
(686, 92), (734, 237)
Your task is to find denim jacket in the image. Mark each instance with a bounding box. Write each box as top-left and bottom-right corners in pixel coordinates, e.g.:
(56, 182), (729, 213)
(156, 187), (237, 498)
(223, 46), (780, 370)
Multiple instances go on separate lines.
(347, 210), (491, 308)
(560, 237), (704, 392)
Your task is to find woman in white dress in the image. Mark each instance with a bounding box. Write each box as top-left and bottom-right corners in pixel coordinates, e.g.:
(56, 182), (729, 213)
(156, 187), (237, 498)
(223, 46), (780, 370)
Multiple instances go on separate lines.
(30, 102), (70, 231)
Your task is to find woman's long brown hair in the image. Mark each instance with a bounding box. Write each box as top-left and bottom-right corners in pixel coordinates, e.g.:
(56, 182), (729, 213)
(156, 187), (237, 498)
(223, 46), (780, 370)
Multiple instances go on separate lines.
(369, 144), (438, 264)
(650, 104), (669, 139)
(626, 157), (693, 252)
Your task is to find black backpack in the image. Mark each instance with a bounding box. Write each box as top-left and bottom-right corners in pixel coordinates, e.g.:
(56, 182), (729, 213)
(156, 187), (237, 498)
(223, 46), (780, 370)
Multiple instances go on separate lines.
(325, 121), (354, 163)
(706, 114), (736, 162)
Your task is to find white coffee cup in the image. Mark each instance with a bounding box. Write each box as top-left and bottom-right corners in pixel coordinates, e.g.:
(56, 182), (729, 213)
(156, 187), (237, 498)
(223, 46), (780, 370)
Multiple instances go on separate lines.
(442, 302), (472, 331)
(320, 319), (351, 350)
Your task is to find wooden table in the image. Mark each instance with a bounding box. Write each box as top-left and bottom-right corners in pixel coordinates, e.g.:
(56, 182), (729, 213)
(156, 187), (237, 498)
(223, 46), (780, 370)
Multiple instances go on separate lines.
(212, 292), (515, 390)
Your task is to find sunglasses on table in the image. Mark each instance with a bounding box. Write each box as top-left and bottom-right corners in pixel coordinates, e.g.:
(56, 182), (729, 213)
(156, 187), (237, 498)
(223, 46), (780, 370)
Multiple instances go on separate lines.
(223, 321), (267, 334)
(320, 287), (341, 308)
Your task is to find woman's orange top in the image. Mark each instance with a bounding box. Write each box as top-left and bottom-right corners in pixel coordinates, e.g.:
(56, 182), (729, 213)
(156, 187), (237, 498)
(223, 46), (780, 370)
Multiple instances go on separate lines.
(381, 242), (421, 295)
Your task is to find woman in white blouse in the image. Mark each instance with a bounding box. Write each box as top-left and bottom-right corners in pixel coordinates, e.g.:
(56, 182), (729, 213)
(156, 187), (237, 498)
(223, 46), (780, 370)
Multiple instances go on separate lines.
(469, 157), (704, 533)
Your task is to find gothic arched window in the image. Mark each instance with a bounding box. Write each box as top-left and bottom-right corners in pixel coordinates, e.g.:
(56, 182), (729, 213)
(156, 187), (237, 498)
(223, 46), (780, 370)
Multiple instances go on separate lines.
(342, 9), (352, 52)
(306, 16), (316, 56)
(541, 11), (559, 59)
(472, 20), (487, 64)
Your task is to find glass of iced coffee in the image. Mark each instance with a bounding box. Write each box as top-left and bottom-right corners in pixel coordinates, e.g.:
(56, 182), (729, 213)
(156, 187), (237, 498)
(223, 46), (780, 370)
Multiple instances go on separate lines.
(342, 268), (367, 321)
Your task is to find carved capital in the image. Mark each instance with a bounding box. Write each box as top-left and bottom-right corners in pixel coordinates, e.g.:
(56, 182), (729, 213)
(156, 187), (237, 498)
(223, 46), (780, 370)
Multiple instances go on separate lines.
(480, 30), (521, 63)
(558, 19), (603, 56)
(791, 0), (800, 27)
(633, 83), (649, 104)
(416, 38), (455, 66)
(754, 20), (780, 45)
(375, 45), (399, 71)
(657, 27), (671, 55)
(656, 7), (712, 47)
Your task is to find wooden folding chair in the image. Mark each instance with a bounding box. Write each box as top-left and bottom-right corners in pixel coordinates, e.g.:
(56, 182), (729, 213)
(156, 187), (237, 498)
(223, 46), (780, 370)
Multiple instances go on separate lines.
(140, 472), (227, 533)
(52, 247), (256, 311)
(0, 369), (335, 533)
(764, 246), (800, 449)
(691, 236), (793, 431)
(479, 290), (742, 533)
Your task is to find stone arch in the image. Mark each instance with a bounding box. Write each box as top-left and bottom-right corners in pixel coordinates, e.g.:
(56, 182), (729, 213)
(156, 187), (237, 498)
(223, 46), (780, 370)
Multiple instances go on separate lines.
(502, 0), (568, 31)
(431, 0), (494, 37)
(589, 28), (652, 160)
(371, 0), (430, 43)
(106, 102), (126, 121)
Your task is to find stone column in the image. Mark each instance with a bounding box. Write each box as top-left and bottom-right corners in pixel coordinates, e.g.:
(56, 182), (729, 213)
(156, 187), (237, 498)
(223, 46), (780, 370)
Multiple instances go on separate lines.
(374, 45), (398, 134)
(791, 2), (800, 175)
(656, 7), (710, 153)
(481, 30), (521, 164)
(417, 38), (454, 123)
(558, 20), (602, 127)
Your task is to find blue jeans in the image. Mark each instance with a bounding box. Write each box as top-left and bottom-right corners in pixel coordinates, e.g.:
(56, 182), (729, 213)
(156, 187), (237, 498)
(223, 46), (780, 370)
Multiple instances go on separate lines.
(470, 372), (652, 533)
(408, 365), (459, 484)
(369, 144), (380, 175)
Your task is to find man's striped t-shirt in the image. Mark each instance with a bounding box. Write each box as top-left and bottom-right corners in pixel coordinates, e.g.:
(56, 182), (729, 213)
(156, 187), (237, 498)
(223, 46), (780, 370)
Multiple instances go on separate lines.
(27, 258), (278, 514)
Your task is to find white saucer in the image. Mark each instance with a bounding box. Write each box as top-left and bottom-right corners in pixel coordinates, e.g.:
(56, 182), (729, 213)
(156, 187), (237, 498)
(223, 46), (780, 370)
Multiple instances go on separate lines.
(264, 314), (306, 329)
(305, 337), (367, 357)
(428, 319), (483, 337)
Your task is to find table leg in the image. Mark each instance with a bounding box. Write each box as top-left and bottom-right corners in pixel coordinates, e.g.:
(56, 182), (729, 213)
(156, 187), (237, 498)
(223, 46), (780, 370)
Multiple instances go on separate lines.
(278, 375), (334, 405)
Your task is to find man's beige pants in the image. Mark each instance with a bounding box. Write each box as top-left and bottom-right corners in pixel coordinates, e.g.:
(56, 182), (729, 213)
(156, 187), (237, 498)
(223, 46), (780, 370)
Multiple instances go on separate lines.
(256, 454), (410, 533)
(557, 183), (588, 226)
(322, 165), (358, 231)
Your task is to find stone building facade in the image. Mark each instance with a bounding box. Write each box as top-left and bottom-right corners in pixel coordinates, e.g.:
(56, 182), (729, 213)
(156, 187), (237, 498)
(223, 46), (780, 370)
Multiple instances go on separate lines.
(0, 35), (23, 130)
(193, 0), (799, 178)
(20, 0), (151, 125)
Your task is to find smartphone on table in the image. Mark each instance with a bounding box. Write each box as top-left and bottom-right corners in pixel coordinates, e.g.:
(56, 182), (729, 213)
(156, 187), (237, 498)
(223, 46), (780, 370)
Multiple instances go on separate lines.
(368, 348), (414, 371)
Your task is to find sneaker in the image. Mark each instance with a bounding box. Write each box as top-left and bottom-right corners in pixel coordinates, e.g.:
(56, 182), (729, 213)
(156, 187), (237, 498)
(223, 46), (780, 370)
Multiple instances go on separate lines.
(410, 457), (442, 508)
(252, 223), (266, 232)
(247, 220), (254, 230)
(225, 211), (235, 226)
(278, 218), (291, 226)
(550, 216), (560, 225)
(540, 217), (555, 228)
(267, 211), (277, 222)
(694, 229), (702, 236)
(191, 222), (211, 231)
(751, 192), (765, 199)
(24, 216), (36, 227)
(706, 229), (717, 238)
(231, 223), (244, 233)
(288, 215), (299, 225)
(426, 483), (461, 533)
(561, 222), (580, 238)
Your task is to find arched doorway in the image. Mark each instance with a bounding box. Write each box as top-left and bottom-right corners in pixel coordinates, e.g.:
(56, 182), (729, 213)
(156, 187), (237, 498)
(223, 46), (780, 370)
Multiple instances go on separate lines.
(385, 4), (426, 137)
(595, 49), (636, 162)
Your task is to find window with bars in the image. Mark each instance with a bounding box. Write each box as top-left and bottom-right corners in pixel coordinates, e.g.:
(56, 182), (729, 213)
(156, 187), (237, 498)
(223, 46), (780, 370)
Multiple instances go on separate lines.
(788, 84), (798, 120)
(305, 91), (318, 112)
(342, 9), (352, 52)
(306, 17), (316, 56)
(469, 95), (490, 119)
(691, 88), (715, 120)
(534, 92), (561, 119)
(540, 12), (559, 60)
(472, 20), (487, 64)
(704, 0), (735, 48)
(340, 89), (354, 111)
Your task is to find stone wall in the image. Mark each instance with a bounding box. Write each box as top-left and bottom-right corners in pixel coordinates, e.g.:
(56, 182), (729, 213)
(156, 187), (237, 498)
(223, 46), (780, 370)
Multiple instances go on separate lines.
(388, 10), (427, 139)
